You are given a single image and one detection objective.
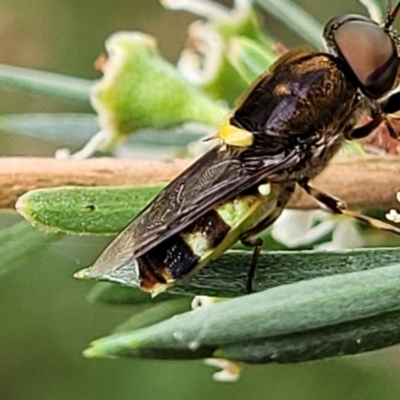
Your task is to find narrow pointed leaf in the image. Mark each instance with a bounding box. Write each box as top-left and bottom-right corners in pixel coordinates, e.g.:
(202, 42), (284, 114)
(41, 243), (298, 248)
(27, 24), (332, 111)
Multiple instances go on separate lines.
(215, 309), (400, 363)
(0, 113), (98, 145)
(0, 64), (92, 103)
(172, 247), (400, 297)
(83, 263), (400, 361)
(16, 185), (163, 234)
(114, 297), (193, 332)
(80, 247), (400, 298)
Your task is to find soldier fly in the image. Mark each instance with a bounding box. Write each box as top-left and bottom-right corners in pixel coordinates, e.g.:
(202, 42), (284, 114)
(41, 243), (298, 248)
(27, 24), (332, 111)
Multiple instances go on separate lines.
(87, 1), (400, 295)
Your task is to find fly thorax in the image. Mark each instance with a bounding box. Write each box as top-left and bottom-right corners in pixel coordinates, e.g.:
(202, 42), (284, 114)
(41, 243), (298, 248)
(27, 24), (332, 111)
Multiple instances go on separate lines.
(292, 129), (346, 181)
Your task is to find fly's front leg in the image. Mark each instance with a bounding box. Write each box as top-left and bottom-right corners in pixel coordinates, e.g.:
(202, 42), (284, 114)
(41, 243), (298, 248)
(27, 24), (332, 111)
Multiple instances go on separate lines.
(240, 183), (295, 293)
(345, 112), (384, 140)
(300, 180), (400, 235)
(345, 93), (400, 141)
(368, 91), (400, 140)
(380, 93), (400, 139)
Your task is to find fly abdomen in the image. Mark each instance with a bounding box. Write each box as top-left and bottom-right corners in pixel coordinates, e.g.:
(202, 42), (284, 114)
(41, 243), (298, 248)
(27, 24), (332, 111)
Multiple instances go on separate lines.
(181, 209), (232, 257)
(137, 192), (269, 294)
(138, 209), (231, 292)
(138, 236), (199, 291)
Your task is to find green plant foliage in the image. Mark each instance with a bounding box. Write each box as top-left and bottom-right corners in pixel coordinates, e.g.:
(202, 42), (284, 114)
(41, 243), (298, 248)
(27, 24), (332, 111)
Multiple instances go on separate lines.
(83, 263), (400, 362)
(227, 37), (277, 83)
(0, 64), (92, 103)
(255, 0), (323, 48)
(2, 0), (400, 375)
(16, 185), (163, 234)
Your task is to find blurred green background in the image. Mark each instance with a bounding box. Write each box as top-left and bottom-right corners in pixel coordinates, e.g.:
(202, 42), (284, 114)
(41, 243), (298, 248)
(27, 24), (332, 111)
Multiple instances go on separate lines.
(2, 0), (400, 399)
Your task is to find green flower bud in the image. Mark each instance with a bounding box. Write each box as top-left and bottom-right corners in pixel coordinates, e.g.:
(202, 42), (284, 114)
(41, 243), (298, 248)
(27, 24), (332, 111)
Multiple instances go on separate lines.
(91, 31), (226, 147)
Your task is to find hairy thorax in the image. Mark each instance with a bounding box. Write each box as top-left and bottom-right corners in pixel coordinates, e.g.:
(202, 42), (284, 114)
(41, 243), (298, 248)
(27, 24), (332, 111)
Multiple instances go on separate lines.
(233, 51), (374, 183)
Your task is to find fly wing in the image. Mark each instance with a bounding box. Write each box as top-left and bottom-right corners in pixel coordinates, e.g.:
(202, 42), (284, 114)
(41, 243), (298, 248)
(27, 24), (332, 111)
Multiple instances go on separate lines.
(89, 143), (301, 277)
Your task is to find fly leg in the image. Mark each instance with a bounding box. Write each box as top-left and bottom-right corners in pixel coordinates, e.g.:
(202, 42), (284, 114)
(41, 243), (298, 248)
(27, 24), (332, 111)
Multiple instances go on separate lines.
(240, 183), (295, 293)
(380, 91), (400, 140)
(240, 208), (283, 293)
(240, 236), (262, 294)
(345, 96), (400, 141)
(345, 113), (384, 139)
(300, 180), (400, 235)
(346, 93), (400, 141)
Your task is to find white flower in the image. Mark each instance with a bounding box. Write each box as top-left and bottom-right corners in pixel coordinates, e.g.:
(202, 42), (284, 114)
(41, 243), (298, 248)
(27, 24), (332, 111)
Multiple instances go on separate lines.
(272, 209), (364, 250)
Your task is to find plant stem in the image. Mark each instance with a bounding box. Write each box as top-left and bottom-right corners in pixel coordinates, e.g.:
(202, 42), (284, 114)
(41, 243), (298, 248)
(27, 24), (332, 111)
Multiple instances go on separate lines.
(0, 156), (399, 210)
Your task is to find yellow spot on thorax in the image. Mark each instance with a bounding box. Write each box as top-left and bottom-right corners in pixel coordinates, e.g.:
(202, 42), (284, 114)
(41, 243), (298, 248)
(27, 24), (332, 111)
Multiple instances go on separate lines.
(218, 122), (254, 147)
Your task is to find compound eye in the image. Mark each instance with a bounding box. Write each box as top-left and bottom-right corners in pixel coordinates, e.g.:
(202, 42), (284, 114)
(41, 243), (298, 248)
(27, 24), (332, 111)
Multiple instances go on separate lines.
(333, 18), (399, 98)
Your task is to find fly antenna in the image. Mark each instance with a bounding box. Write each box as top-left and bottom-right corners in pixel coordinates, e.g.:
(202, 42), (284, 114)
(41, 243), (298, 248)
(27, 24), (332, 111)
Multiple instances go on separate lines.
(385, 0), (400, 29)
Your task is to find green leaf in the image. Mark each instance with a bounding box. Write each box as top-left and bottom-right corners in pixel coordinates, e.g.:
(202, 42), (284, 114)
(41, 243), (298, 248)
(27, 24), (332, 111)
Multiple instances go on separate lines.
(255, 0), (323, 48)
(0, 114), (206, 156)
(0, 64), (92, 103)
(80, 247), (400, 298)
(83, 262), (400, 362)
(16, 185), (163, 235)
(0, 221), (61, 278)
(16, 185), (288, 242)
(0, 113), (98, 145)
(87, 282), (185, 305)
(114, 297), (193, 332)
(216, 309), (400, 363)
(173, 247), (400, 297)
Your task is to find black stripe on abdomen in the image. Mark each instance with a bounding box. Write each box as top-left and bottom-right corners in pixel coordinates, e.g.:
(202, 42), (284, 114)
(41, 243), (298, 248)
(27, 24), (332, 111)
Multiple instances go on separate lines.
(137, 209), (231, 289)
(138, 235), (200, 289)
